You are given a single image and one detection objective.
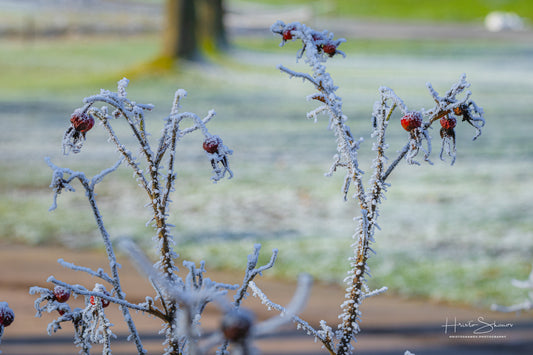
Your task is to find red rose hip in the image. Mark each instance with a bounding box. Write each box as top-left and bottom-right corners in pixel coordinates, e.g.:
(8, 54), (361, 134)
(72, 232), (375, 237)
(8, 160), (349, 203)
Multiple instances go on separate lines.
(70, 110), (94, 133)
(203, 135), (222, 154)
(323, 43), (337, 57)
(90, 284), (110, 308)
(282, 29), (293, 41)
(0, 302), (14, 327)
(54, 286), (71, 303)
(90, 295), (110, 308)
(440, 116), (457, 130)
(400, 112), (423, 131)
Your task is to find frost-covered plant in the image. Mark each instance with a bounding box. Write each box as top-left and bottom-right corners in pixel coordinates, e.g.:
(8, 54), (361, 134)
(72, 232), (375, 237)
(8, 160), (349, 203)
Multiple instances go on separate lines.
(492, 264), (533, 313)
(269, 21), (485, 354)
(29, 78), (312, 355)
(22, 20), (486, 354)
(0, 302), (15, 353)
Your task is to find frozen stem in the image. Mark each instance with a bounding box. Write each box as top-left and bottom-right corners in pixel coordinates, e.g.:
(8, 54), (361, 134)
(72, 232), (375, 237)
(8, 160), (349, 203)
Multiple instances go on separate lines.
(272, 21), (485, 354)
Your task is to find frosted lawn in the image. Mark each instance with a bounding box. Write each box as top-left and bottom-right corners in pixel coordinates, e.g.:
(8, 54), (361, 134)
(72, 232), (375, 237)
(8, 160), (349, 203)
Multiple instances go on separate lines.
(0, 37), (532, 308)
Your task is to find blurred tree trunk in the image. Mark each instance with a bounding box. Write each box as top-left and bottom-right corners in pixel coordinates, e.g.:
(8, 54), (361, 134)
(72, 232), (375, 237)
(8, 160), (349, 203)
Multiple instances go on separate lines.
(198, 0), (228, 52)
(162, 0), (227, 61)
(162, 0), (197, 60)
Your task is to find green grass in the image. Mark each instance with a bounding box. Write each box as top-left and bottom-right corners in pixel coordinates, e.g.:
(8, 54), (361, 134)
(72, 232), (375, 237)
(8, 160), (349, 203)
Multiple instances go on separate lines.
(240, 0), (533, 22)
(0, 36), (160, 100)
(135, 0), (533, 22)
(1, 33), (532, 308)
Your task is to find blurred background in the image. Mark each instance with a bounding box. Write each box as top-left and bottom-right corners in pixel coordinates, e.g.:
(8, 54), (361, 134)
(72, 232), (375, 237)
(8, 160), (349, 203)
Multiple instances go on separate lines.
(1, 0), (532, 317)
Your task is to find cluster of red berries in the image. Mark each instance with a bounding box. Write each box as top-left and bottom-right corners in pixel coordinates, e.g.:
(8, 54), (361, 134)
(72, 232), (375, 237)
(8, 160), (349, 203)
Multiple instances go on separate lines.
(90, 294), (110, 308)
(90, 285), (110, 308)
(70, 110), (94, 134)
(282, 26), (338, 57)
(0, 302), (14, 328)
(400, 111), (458, 133)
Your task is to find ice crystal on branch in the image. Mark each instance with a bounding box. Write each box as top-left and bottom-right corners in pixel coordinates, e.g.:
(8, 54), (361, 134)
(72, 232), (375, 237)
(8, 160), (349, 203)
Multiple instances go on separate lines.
(272, 21), (485, 354)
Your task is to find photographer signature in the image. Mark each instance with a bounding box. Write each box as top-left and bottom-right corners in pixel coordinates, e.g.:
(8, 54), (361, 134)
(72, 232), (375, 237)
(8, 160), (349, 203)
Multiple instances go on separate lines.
(442, 317), (513, 334)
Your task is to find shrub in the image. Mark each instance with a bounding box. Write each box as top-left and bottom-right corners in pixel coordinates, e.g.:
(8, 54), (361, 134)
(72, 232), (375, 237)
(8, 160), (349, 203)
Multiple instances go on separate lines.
(0, 22), (487, 355)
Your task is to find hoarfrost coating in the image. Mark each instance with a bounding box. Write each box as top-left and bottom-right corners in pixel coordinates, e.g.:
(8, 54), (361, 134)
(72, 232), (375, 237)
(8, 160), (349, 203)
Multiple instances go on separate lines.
(15, 19), (489, 354)
(272, 20), (485, 354)
(31, 79), (244, 355)
(29, 78), (314, 355)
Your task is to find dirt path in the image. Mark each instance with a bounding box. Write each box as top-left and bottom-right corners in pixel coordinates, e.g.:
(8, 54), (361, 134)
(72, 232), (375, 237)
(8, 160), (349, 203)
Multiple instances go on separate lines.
(0, 244), (532, 354)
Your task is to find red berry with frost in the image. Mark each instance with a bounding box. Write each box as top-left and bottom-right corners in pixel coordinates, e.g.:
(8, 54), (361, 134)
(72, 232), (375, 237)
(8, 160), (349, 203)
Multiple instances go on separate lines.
(90, 294), (110, 308)
(70, 110), (94, 133)
(58, 309), (66, 316)
(282, 27), (294, 41)
(400, 112), (423, 131)
(323, 43), (337, 57)
(440, 116), (457, 130)
(203, 135), (222, 154)
(90, 284), (110, 308)
(54, 286), (71, 303)
(0, 302), (14, 327)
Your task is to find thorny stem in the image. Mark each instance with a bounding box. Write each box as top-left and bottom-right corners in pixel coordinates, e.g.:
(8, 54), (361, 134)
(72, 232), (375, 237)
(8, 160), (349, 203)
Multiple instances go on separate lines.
(162, 119), (179, 211)
(44, 80), (237, 355)
(79, 180), (146, 354)
(95, 108), (177, 287)
(82, 86), (229, 355)
(233, 245), (279, 308)
(381, 142), (409, 182)
(97, 114), (151, 193)
(278, 65), (367, 208)
(248, 280), (336, 354)
(338, 92), (393, 353)
(274, 21), (484, 354)
(327, 105), (367, 209)
(46, 158), (146, 353)
(104, 120), (179, 355)
(291, 40), (370, 353)
(274, 22), (374, 353)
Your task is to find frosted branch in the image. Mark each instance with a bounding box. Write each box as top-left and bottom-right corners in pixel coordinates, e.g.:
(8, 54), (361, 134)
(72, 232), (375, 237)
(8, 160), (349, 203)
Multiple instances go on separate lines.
(278, 64), (320, 88)
(250, 275), (314, 336)
(48, 277), (148, 312)
(90, 158), (123, 189)
(232, 244), (278, 308)
(361, 286), (388, 300)
(58, 259), (114, 284)
(382, 142), (409, 182)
